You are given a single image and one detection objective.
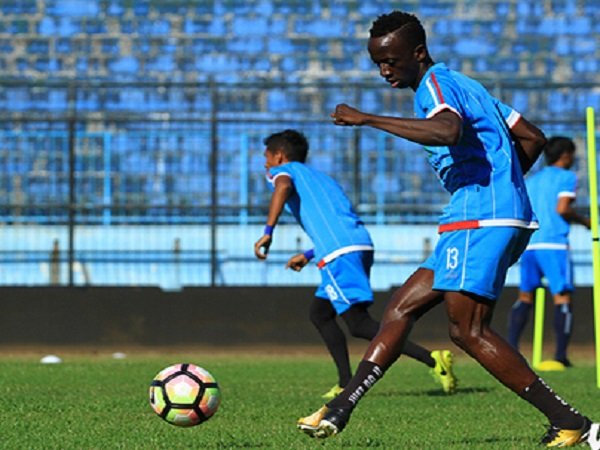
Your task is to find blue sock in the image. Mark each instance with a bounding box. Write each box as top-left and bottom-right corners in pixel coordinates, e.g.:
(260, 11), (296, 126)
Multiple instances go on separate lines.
(507, 300), (533, 349)
(554, 303), (572, 362)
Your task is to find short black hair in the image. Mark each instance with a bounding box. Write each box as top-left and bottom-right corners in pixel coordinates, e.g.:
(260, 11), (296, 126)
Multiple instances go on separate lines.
(263, 129), (309, 162)
(369, 10), (426, 48)
(544, 136), (575, 165)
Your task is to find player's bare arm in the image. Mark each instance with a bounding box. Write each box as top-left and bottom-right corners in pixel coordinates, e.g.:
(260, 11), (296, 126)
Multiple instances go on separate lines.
(510, 117), (546, 173)
(556, 196), (591, 229)
(286, 253), (309, 272)
(254, 175), (293, 259)
(332, 104), (461, 147)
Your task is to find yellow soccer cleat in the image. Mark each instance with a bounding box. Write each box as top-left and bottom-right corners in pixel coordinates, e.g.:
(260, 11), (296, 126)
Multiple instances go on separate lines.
(321, 384), (344, 400)
(297, 405), (329, 435)
(430, 350), (457, 394)
(541, 417), (592, 447)
(297, 405), (350, 438)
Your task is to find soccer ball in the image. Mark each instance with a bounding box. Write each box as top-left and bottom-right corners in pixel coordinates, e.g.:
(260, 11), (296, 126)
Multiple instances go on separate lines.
(149, 363), (221, 427)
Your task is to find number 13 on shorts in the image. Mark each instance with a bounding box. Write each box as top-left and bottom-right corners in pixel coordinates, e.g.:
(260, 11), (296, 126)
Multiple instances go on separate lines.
(446, 247), (459, 270)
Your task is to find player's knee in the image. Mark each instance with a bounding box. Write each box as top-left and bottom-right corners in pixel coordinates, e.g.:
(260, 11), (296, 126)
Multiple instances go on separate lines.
(448, 323), (481, 350)
(343, 307), (378, 339)
(309, 300), (334, 327)
(346, 320), (375, 339)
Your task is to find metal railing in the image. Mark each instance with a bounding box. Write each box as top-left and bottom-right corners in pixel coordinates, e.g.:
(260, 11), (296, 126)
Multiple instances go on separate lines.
(0, 79), (597, 287)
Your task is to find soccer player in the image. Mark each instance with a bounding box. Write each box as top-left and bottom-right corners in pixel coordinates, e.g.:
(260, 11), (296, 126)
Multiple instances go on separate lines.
(297, 11), (593, 447)
(508, 137), (591, 367)
(254, 129), (456, 399)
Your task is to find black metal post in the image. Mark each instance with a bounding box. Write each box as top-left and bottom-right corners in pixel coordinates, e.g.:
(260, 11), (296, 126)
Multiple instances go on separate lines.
(67, 83), (77, 286)
(209, 78), (219, 286)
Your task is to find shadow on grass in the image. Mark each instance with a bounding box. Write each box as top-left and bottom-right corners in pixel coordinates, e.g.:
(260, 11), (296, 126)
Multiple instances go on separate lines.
(446, 434), (535, 448)
(369, 386), (493, 397)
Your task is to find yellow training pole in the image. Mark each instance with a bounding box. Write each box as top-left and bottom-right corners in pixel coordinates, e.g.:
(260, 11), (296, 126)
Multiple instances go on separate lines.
(585, 106), (600, 388)
(532, 287), (545, 368)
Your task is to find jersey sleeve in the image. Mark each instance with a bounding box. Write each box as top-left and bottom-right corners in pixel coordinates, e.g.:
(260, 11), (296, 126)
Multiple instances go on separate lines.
(493, 98), (521, 129)
(557, 171), (577, 199)
(415, 72), (463, 120)
(266, 166), (292, 188)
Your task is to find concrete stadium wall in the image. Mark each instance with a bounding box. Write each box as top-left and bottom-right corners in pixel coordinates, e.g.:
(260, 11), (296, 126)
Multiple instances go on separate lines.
(0, 287), (595, 347)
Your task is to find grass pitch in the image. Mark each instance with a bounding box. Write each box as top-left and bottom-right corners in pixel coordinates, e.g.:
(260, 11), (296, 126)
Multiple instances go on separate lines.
(0, 348), (598, 449)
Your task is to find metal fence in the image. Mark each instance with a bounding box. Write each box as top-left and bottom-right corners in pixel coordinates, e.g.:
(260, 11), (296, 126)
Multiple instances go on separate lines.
(0, 80), (598, 287)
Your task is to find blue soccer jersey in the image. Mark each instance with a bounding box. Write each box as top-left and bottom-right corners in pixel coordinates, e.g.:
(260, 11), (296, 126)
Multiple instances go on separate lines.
(414, 63), (537, 231)
(267, 162), (373, 263)
(526, 166), (577, 247)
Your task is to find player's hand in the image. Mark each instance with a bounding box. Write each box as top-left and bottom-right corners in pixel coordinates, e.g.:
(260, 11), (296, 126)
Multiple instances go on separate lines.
(254, 235), (272, 260)
(331, 103), (367, 126)
(286, 253), (309, 272)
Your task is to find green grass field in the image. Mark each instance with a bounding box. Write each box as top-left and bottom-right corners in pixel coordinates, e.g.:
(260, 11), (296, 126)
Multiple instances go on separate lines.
(0, 348), (598, 450)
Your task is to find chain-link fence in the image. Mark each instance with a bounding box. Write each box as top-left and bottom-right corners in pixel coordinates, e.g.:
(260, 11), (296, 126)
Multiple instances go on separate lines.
(0, 80), (597, 287)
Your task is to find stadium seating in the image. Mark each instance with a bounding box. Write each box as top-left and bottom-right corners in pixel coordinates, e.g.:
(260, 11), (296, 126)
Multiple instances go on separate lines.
(1, 0), (598, 225)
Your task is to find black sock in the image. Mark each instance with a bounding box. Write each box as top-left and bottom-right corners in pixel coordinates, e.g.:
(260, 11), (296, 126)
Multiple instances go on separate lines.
(553, 304), (572, 362)
(519, 377), (583, 429)
(402, 340), (435, 368)
(327, 360), (383, 410)
(309, 298), (352, 387)
(507, 300), (533, 349)
(317, 322), (352, 387)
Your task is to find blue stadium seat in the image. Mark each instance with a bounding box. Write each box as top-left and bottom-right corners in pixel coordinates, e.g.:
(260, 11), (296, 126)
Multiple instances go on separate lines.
(551, 0), (577, 15)
(27, 39), (49, 55)
(48, 89), (68, 110)
(454, 39), (497, 57)
(496, 1), (511, 16)
(191, 1), (214, 15)
(295, 19), (343, 37)
(133, 1), (150, 16)
(516, 2), (544, 17)
(573, 58), (600, 74)
(82, 19), (107, 34)
(226, 38), (264, 55)
(268, 38), (295, 55)
(48, 0), (100, 17)
(267, 89), (288, 112)
(418, 1), (456, 17)
(38, 16), (57, 35)
(109, 56), (139, 74)
(106, 0), (124, 16)
(510, 91), (529, 112)
(146, 55), (175, 73)
(568, 17), (593, 36)
(255, 0), (274, 16)
(1, 0), (37, 14)
(101, 38), (120, 55)
(232, 16), (269, 36)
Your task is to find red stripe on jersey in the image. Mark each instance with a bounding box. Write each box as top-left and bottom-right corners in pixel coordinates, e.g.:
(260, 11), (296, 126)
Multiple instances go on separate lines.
(430, 73), (445, 104)
(438, 220), (480, 233)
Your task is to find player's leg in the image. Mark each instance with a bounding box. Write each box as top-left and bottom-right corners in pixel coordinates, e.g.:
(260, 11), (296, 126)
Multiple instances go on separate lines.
(445, 291), (589, 445)
(341, 302), (437, 369)
(552, 294), (572, 366)
(507, 292), (534, 349)
(312, 251), (377, 393)
(443, 228), (589, 446)
(298, 268), (443, 437)
(543, 250), (574, 366)
(507, 250), (539, 349)
(308, 297), (352, 389)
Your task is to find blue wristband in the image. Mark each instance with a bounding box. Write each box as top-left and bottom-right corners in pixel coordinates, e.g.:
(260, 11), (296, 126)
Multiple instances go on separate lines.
(303, 249), (315, 260)
(264, 225), (274, 236)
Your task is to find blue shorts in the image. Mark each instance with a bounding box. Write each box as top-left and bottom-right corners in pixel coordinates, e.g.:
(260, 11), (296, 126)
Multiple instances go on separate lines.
(315, 250), (374, 315)
(519, 249), (573, 295)
(421, 227), (533, 300)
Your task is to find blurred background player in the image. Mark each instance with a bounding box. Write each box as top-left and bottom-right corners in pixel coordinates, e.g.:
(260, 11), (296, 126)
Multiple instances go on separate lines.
(297, 11), (593, 447)
(253, 129), (456, 398)
(508, 136), (591, 368)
